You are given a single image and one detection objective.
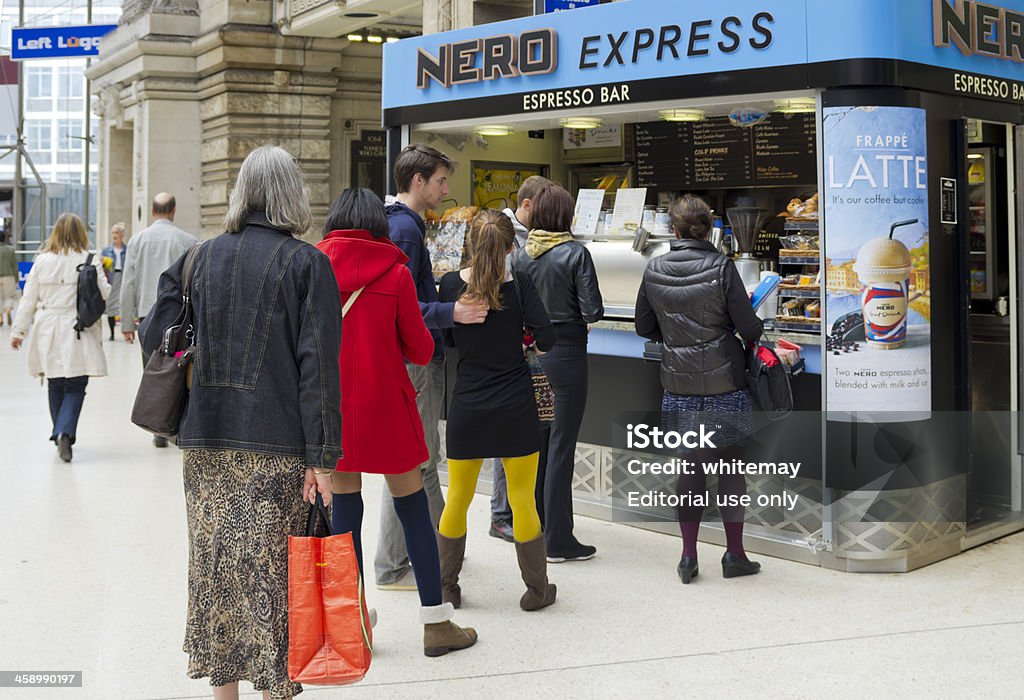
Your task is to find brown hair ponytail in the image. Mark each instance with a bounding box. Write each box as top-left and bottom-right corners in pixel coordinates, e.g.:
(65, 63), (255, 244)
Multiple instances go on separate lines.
(464, 209), (516, 310)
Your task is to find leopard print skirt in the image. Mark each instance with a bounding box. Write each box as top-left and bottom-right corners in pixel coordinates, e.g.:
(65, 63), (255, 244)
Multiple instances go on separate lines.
(182, 449), (308, 699)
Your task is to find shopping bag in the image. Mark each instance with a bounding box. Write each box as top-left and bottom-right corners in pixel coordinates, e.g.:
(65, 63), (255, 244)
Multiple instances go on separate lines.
(287, 493), (372, 685)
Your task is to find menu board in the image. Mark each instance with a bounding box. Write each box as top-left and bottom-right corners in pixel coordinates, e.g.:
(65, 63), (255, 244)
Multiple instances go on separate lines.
(634, 113), (816, 191)
(691, 118), (754, 189)
(635, 122), (690, 191)
(752, 113), (817, 185)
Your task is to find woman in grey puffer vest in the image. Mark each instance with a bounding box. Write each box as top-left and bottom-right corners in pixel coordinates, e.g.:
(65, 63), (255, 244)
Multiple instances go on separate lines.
(635, 195), (763, 585)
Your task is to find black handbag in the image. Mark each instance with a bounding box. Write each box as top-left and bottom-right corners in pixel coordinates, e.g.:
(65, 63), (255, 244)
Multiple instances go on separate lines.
(130, 244), (202, 437)
(745, 342), (793, 421)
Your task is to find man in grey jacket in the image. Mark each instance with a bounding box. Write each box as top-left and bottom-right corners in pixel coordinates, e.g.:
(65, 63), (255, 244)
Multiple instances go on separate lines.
(121, 192), (198, 446)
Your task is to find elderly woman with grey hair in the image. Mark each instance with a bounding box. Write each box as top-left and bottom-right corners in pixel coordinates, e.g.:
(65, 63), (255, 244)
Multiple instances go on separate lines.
(141, 146), (343, 700)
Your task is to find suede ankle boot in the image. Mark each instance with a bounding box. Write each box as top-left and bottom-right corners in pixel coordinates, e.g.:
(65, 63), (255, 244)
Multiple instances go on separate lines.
(514, 533), (557, 611)
(421, 602), (477, 657)
(436, 531), (466, 609)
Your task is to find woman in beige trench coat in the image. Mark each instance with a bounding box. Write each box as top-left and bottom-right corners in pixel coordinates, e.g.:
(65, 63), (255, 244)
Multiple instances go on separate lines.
(11, 213), (110, 462)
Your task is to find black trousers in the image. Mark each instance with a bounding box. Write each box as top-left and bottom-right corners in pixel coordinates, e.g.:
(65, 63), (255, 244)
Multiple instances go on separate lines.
(535, 329), (589, 553)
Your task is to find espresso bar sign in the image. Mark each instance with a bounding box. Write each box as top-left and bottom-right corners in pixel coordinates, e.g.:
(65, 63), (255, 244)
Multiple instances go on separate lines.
(933, 0), (1024, 63)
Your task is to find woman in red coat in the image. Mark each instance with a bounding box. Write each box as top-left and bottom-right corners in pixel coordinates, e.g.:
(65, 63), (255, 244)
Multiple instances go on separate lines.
(316, 187), (477, 657)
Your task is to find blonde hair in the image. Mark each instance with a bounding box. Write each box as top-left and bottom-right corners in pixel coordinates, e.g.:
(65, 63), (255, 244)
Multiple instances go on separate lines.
(223, 146), (312, 235)
(42, 213), (89, 254)
(464, 209), (516, 311)
(111, 222), (126, 237)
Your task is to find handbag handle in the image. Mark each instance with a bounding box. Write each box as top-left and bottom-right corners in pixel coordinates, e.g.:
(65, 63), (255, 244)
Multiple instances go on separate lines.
(306, 491), (333, 537)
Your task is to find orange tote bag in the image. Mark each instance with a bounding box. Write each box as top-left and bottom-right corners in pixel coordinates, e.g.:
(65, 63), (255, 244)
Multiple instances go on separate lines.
(288, 494), (372, 685)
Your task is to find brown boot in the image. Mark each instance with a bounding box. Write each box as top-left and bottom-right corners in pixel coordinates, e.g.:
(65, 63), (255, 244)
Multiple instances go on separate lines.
(422, 602), (477, 657)
(515, 533), (557, 611)
(436, 531), (466, 608)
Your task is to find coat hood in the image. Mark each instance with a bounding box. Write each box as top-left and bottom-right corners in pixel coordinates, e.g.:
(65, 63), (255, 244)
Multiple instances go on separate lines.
(385, 201), (426, 236)
(525, 230), (573, 259)
(317, 229), (409, 292)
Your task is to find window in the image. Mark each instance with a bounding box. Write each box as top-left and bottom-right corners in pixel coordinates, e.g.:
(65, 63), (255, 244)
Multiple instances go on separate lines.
(26, 120), (51, 164)
(26, 67), (51, 112)
(57, 67), (84, 112)
(57, 119), (83, 164)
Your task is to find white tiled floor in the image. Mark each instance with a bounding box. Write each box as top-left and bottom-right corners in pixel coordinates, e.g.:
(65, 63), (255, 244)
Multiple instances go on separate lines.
(1, 323), (1023, 698)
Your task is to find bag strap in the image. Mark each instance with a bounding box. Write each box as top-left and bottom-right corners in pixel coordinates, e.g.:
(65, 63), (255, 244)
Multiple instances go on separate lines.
(305, 492), (333, 537)
(181, 244), (202, 300)
(342, 286), (365, 318)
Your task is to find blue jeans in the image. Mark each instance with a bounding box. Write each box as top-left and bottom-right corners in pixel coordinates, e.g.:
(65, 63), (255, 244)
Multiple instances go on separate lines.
(48, 376), (88, 444)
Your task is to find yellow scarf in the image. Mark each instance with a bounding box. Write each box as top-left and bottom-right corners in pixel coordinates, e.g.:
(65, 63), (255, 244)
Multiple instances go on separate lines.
(525, 230), (573, 259)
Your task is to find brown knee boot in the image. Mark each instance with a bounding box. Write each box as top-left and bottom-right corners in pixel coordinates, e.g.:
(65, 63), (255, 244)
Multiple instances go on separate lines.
(422, 602), (478, 657)
(515, 533), (557, 611)
(436, 531), (466, 608)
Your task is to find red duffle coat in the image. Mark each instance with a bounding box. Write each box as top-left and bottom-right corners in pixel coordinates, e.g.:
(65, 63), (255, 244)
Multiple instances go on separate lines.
(316, 229), (434, 473)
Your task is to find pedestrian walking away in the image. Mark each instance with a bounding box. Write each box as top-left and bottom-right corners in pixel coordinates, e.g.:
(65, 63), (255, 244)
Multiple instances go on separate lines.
(0, 232), (20, 326)
(438, 209), (558, 612)
(375, 143), (489, 590)
(316, 186), (478, 658)
(120, 192), (198, 447)
(512, 184), (604, 563)
(140, 146), (343, 700)
(10, 214), (110, 462)
(100, 222), (128, 341)
(635, 194), (765, 584)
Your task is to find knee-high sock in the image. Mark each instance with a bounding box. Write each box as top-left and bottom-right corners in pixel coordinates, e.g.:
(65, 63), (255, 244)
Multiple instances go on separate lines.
(501, 453), (542, 542)
(393, 489), (442, 607)
(438, 458), (484, 539)
(332, 492), (364, 580)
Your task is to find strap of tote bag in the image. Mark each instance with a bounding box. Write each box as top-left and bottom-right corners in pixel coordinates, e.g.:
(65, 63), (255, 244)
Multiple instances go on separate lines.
(342, 287), (365, 318)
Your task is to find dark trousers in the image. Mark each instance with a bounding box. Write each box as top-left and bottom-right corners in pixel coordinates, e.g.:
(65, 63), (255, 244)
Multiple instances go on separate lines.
(536, 332), (589, 553)
(48, 376), (88, 444)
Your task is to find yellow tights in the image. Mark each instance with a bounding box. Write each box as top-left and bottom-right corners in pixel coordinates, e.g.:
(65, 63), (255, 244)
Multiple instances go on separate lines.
(439, 453), (542, 542)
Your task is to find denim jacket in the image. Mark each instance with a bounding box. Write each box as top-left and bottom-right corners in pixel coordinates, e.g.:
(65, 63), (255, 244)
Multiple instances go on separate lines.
(141, 213), (343, 467)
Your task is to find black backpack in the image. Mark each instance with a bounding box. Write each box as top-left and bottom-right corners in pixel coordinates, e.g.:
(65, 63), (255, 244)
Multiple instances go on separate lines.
(74, 253), (106, 338)
(745, 342), (793, 421)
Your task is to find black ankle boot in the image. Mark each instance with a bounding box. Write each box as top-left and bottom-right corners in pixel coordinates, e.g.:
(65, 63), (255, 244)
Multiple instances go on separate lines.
(677, 556), (698, 584)
(722, 552), (761, 578)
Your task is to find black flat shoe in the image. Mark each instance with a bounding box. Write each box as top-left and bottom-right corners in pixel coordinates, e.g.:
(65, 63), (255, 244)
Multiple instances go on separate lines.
(677, 556), (698, 584)
(722, 552), (761, 578)
(547, 543), (596, 563)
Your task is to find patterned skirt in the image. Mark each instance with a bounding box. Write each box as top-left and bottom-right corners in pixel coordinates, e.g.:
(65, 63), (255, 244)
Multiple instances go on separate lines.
(661, 389), (753, 448)
(182, 449), (307, 699)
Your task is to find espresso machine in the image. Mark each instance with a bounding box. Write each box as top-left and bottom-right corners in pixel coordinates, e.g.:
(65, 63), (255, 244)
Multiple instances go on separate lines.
(726, 206), (774, 289)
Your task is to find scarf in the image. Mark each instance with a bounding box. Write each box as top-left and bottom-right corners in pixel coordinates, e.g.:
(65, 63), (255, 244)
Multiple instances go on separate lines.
(525, 230), (574, 259)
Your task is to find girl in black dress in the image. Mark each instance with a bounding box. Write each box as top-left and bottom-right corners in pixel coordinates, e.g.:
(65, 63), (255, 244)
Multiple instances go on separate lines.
(436, 209), (558, 612)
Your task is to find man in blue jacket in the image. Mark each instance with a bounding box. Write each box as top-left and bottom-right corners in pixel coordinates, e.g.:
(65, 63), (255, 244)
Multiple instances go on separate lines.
(375, 143), (488, 590)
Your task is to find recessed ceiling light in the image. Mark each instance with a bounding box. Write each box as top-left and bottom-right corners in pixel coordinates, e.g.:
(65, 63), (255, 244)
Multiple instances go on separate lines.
(347, 34), (364, 41)
(386, 37), (399, 43)
(659, 109), (705, 122)
(774, 98), (816, 114)
(474, 125), (513, 136)
(367, 35), (383, 43)
(559, 117), (602, 129)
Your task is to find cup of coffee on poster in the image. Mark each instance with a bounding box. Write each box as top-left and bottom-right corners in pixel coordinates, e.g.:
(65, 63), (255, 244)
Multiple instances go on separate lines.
(853, 219), (917, 350)
(822, 106), (931, 419)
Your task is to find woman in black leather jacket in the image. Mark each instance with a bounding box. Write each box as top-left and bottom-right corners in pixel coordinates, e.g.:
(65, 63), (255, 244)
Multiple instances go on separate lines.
(512, 184), (604, 562)
(635, 195), (764, 585)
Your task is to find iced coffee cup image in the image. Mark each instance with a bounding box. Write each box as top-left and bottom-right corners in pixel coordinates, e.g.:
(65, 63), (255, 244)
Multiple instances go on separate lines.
(851, 219), (917, 350)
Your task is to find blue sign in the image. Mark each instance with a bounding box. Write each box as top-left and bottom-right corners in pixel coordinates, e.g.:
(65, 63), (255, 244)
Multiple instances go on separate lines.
(383, 0), (1024, 113)
(17, 262), (32, 290)
(12, 25), (117, 60)
(542, 0), (601, 12)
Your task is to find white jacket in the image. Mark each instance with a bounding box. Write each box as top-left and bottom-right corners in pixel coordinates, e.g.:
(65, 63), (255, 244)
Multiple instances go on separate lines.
(12, 250), (111, 378)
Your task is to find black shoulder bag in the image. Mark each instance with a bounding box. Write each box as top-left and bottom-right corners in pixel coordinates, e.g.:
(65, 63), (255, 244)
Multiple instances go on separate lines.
(131, 244), (202, 437)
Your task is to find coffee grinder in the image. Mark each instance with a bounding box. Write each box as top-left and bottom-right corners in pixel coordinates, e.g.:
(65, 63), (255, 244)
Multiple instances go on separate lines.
(726, 206), (773, 289)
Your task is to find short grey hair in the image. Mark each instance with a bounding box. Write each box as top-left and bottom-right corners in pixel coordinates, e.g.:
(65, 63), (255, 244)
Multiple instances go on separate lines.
(223, 146), (312, 235)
